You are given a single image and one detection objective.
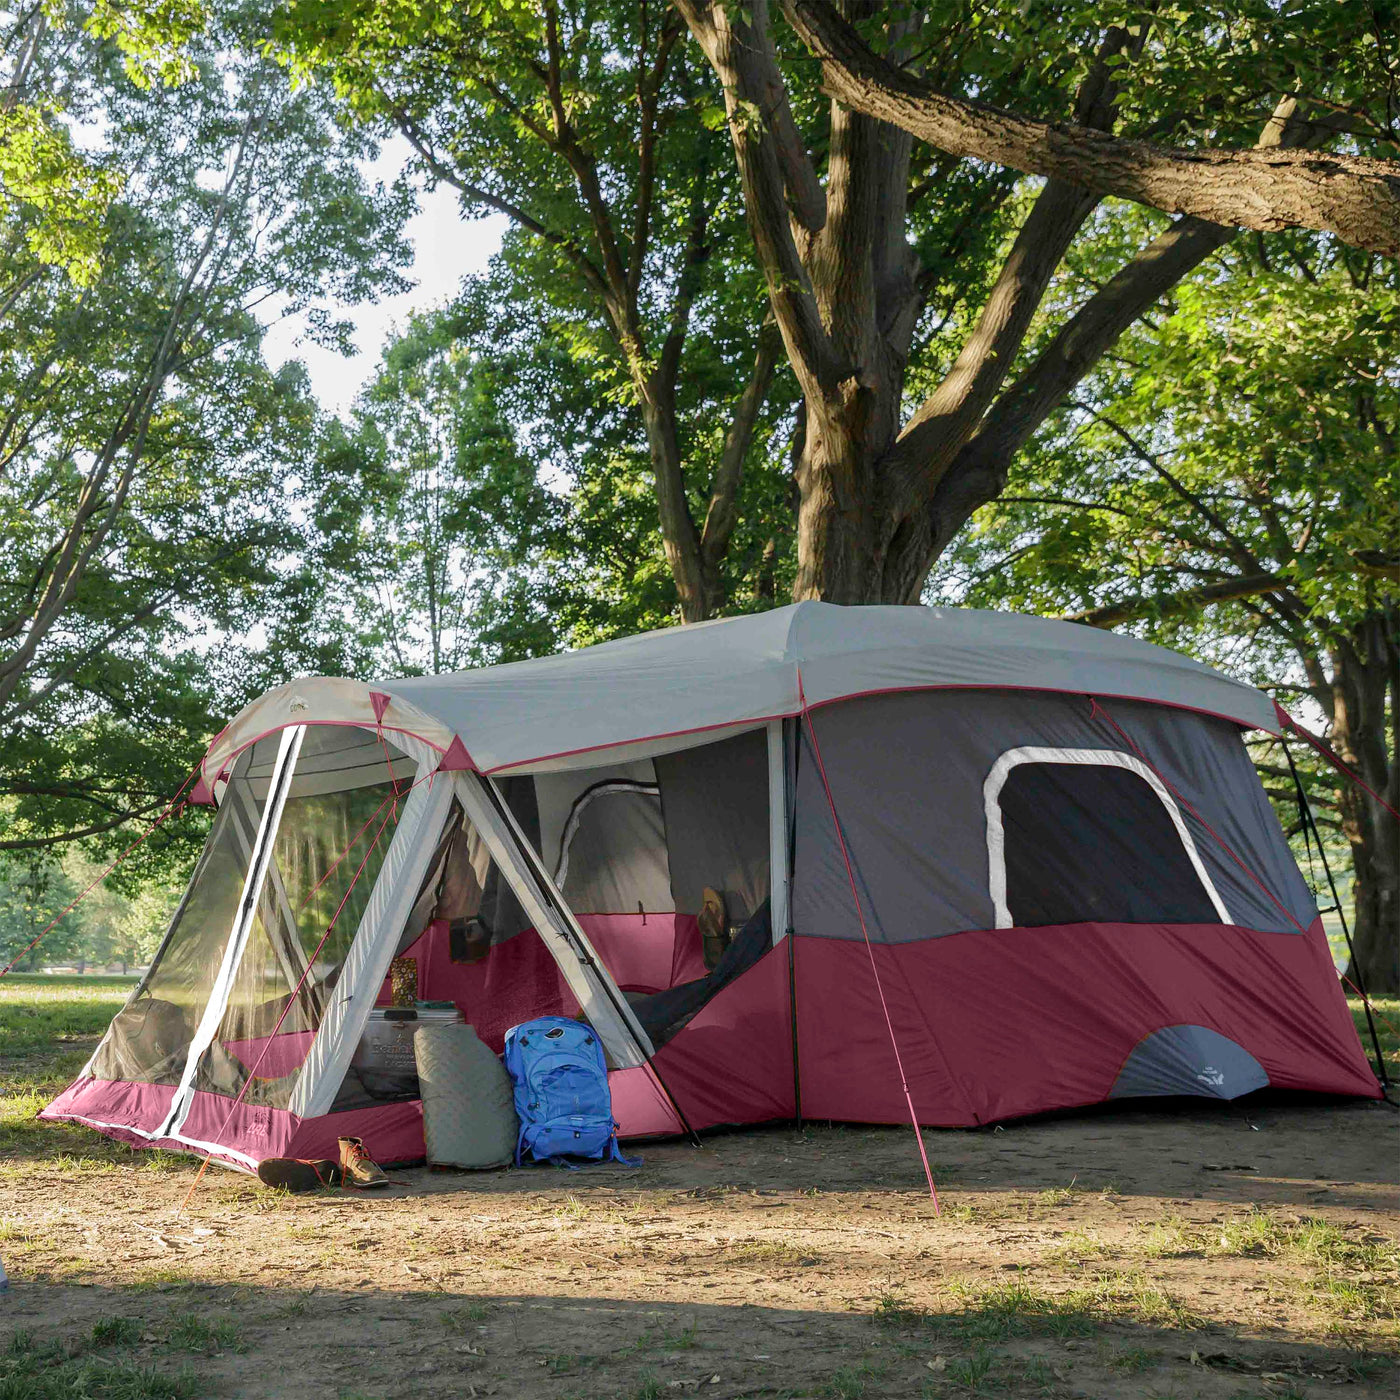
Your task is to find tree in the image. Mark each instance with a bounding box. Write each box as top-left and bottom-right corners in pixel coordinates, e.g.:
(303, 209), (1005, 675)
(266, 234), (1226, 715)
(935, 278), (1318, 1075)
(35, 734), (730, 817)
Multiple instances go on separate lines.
(782, 0), (1400, 258)
(0, 6), (413, 856)
(0, 852), (81, 970)
(277, 0), (794, 623)
(310, 301), (573, 674)
(672, 1), (1395, 603)
(930, 223), (1398, 989)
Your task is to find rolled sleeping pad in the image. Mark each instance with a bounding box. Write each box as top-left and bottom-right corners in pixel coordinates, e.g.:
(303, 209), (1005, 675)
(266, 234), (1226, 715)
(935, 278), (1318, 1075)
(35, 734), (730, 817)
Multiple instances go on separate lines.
(414, 1021), (519, 1169)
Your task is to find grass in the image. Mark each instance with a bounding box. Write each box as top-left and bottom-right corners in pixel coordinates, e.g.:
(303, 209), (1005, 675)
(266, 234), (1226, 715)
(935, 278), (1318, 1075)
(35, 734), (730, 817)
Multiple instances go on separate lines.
(1, 1329), (202, 1400)
(1106, 1345), (1162, 1373)
(91, 1319), (143, 1348)
(875, 1273), (1205, 1343)
(439, 1300), (495, 1329)
(1349, 995), (1400, 1082)
(944, 1344), (996, 1390)
(1044, 1228), (1111, 1263)
(823, 1362), (881, 1398)
(0, 974), (141, 1167)
(1132, 1205), (1400, 1325)
(726, 1237), (818, 1268)
(164, 1315), (241, 1354)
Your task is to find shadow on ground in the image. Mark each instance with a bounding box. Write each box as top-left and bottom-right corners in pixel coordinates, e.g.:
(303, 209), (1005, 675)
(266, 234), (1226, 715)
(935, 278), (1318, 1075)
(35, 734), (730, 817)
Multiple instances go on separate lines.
(4, 1279), (1395, 1400)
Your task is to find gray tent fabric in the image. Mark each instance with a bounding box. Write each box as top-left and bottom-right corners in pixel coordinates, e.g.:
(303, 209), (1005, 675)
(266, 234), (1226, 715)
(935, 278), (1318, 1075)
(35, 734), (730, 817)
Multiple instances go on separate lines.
(203, 604), (1283, 790)
(553, 782), (673, 913)
(1110, 1025), (1269, 1099)
(379, 603), (1280, 773)
(655, 728), (770, 921)
(414, 1022), (519, 1168)
(793, 689), (1316, 942)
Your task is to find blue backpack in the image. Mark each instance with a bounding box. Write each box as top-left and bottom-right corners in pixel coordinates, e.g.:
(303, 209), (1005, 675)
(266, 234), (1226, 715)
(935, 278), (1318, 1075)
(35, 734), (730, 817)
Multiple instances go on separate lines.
(502, 1017), (635, 1166)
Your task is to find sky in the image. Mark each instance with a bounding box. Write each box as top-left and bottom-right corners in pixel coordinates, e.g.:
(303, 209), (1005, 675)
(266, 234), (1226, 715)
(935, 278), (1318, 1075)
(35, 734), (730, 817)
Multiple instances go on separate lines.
(260, 136), (508, 418)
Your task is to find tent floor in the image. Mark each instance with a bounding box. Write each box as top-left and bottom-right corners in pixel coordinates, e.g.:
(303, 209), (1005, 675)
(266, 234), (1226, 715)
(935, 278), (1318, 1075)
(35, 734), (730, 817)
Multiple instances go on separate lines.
(5, 1097), (1397, 1399)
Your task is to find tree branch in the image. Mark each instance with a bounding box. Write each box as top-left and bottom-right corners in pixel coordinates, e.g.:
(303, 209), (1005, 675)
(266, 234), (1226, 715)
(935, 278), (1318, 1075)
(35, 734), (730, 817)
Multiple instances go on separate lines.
(1061, 571), (1289, 627)
(674, 0), (844, 397)
(700, 317), (781, 578)
(782, 0), (1400, 258)
(628, 3), (685, 304)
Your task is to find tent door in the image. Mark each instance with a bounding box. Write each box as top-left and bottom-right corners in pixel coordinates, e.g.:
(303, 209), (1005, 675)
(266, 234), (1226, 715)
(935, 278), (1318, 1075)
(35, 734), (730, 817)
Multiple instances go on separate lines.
(466, 773), (654, 1068)
(289, 752), (456, 1118)
(159, 725), (306, 1142)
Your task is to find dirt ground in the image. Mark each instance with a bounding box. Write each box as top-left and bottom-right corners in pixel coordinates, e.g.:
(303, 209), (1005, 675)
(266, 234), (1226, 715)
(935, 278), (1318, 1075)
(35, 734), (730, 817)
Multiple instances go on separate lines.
(3, 1094), (1398, 1400)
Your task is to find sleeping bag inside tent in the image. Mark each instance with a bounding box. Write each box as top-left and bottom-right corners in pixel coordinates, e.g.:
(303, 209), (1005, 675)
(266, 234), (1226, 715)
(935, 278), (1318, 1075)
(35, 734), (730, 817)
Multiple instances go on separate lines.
(43, 603), (1380, 1171)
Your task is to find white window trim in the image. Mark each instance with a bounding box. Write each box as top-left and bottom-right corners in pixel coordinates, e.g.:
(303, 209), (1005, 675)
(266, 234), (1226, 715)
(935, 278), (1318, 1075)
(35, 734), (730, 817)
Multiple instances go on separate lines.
(552, 779), (661, 888)
(983, 746), (1231, 930)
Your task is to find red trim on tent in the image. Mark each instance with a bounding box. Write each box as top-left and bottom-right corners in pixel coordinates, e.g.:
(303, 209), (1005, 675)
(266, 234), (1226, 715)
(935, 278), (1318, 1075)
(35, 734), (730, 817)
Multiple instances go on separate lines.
(481, 683), (1275, 777)
(436, 734), (476, 771)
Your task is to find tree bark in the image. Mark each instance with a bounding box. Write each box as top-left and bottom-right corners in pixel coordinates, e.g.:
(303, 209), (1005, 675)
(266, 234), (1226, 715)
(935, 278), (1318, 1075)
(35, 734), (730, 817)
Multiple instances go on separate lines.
(1329, 615), (1400, 995)
(678, 5), (1321, 608)
(781, 0), (1400, 258)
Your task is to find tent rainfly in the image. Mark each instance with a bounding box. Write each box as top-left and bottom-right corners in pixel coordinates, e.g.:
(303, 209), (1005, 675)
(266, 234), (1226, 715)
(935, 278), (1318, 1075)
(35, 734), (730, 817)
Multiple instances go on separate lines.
(43, 603), (1379, 1171)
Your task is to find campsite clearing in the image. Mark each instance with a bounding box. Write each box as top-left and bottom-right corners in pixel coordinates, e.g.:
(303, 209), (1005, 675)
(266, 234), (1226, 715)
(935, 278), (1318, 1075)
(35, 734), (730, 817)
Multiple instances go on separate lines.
(3, 977), (1398, 1399)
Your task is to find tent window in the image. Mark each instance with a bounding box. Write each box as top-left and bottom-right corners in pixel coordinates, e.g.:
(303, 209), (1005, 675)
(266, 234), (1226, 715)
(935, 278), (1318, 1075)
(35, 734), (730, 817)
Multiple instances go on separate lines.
(553, 781), (673, 913)
(984, 747), (1230, 929)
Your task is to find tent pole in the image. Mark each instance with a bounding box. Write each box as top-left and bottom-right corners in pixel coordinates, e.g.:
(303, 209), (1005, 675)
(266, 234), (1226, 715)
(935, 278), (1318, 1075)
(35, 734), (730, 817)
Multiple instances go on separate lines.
(1284, 739), (1390, 1089)
(476, 774), (704, 1147)
(787, 718), (803, 1128)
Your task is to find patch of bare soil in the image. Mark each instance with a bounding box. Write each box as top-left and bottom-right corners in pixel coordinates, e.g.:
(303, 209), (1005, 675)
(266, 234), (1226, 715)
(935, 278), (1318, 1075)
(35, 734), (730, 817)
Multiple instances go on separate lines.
(3, 1098), (1398, 1399)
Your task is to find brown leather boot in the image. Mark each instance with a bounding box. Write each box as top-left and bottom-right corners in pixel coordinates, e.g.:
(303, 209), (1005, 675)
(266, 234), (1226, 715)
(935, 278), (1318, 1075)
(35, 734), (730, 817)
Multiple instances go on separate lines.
(338, 1136), (389, 1188)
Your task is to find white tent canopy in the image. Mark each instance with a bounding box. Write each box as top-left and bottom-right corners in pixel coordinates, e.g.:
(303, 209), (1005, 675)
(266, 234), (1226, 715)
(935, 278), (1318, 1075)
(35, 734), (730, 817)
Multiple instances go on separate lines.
(201, 603), (1280, 788)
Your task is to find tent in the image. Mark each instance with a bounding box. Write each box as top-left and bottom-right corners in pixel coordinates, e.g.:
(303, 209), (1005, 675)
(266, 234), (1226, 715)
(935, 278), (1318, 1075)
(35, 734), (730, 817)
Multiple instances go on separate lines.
(43, 603), (1379, 1172)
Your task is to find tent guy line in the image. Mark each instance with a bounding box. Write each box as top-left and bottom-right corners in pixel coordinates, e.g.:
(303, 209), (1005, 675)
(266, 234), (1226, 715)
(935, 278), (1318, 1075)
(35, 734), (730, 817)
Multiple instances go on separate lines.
(799, 668), (942, 1211)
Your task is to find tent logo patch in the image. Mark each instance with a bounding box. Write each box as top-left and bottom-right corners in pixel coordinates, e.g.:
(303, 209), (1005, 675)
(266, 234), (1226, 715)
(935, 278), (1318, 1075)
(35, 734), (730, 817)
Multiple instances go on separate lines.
(1196, 1066), (1226, 1088)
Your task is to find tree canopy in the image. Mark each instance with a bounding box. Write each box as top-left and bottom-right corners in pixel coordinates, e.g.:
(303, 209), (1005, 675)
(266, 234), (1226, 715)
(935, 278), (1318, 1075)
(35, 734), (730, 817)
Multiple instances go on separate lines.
(0, 1), (1393, 988)
(1, 3), (412, 868)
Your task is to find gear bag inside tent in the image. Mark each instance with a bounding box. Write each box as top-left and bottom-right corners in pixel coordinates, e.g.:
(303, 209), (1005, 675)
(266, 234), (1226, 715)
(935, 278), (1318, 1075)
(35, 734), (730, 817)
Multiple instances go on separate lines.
(44, 603), (1381, 1171)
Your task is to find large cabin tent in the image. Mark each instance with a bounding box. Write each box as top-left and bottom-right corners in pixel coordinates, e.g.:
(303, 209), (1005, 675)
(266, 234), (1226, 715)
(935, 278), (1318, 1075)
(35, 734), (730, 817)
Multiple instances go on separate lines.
(43, 603), (1379, 1171)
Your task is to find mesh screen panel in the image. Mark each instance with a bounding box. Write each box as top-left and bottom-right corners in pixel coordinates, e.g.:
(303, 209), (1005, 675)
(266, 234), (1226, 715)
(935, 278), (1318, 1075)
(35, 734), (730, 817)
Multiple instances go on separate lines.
(193, 730), (409, 1108)
(89, 741), (275, 1085)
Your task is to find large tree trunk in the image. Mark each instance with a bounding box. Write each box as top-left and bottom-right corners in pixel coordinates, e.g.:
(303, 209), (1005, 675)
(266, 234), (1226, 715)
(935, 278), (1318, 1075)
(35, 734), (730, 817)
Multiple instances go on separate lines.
(793, 396), (887, 603)
(1330, 614), (1400, 995)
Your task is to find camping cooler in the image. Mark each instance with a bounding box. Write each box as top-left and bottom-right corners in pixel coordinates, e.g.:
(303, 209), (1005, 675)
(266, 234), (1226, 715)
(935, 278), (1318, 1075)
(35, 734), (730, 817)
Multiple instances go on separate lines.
(353, 1005), (463, 1097)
